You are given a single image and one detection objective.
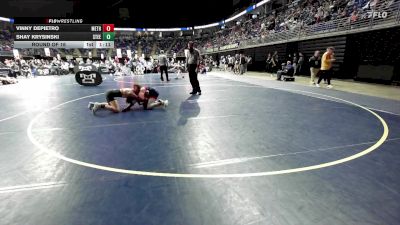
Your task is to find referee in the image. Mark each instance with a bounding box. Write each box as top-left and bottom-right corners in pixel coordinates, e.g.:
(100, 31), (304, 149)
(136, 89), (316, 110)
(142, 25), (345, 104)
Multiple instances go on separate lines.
(186, 41), (201, 95)
(158, 50), (169, 81)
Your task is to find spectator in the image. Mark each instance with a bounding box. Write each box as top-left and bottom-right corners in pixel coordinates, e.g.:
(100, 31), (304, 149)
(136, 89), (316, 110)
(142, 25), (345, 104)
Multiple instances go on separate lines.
(277, 61), (294, 80)
(293, 53), (298, 75)
(266, 53), (272, 72)
(239, 53), (246, 75)
(297, 52), (305, 75)
(309, 50), (321, 84)
(316, 47), (335, 88)
(271, 51), (279, 72)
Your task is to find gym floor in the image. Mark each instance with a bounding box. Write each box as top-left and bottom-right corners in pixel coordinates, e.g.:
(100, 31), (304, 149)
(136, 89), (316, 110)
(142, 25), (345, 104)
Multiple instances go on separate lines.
(0, 72), (399, 225)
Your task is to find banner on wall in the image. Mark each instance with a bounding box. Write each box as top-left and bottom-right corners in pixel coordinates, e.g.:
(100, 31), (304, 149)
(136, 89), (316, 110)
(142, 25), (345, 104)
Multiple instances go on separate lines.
(12, 49), (19, 58)
(44, 48), (51, 57)
(116, 49), (122, 58)
(204, 42), (239, 53)
(219, 42), (239, 51)
(205, 47), (219, 53)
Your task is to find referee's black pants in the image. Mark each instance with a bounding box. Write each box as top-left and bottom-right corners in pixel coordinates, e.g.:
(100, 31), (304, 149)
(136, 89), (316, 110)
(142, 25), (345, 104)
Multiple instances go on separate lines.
(188, 64), (201, 92)
(160, 65), (168, 81)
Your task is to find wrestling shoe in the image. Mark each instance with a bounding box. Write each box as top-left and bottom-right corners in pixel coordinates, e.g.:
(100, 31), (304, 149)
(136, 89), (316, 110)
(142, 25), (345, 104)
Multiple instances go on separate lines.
(159, 100), (169, 108)
(88, 102), (95, 110)
(315, 84), (320, 87)
(327, 85), (333, 89)
(92, 103), (101, 115)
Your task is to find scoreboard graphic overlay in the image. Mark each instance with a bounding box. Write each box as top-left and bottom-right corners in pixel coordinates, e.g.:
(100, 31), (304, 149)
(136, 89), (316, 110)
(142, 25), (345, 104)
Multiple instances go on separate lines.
(13, 19), (114, 49)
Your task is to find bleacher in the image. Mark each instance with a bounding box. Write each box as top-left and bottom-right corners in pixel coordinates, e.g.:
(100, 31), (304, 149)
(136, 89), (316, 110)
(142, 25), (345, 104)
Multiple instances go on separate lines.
(0, 0), (400, 78)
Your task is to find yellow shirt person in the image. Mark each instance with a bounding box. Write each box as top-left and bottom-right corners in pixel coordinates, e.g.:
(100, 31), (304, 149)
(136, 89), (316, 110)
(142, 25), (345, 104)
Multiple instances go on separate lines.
(321, 48), (335, 71)
(316, 47), (335, 88)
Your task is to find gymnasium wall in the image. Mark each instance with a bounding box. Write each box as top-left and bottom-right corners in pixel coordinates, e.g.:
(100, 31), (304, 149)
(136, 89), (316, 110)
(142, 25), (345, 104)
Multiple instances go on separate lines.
(208, 27), (400, 83)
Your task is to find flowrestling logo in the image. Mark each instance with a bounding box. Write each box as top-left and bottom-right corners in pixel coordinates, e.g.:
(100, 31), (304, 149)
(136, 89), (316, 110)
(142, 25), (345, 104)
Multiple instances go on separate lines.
(47, 19), (83, 24)
(362, 11), (389, 19)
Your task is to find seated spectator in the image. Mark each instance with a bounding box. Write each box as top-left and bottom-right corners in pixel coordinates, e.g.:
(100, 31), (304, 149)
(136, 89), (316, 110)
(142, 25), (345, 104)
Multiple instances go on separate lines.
(349, 10), (359, 23)
(0, 76), (18, 85)
(276, 61), (294, 80)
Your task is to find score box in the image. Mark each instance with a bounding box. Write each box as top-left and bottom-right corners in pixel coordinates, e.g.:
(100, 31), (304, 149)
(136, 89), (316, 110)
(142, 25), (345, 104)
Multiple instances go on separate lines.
(102, 24), (114, 32)
(102, 32), (115, 41)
